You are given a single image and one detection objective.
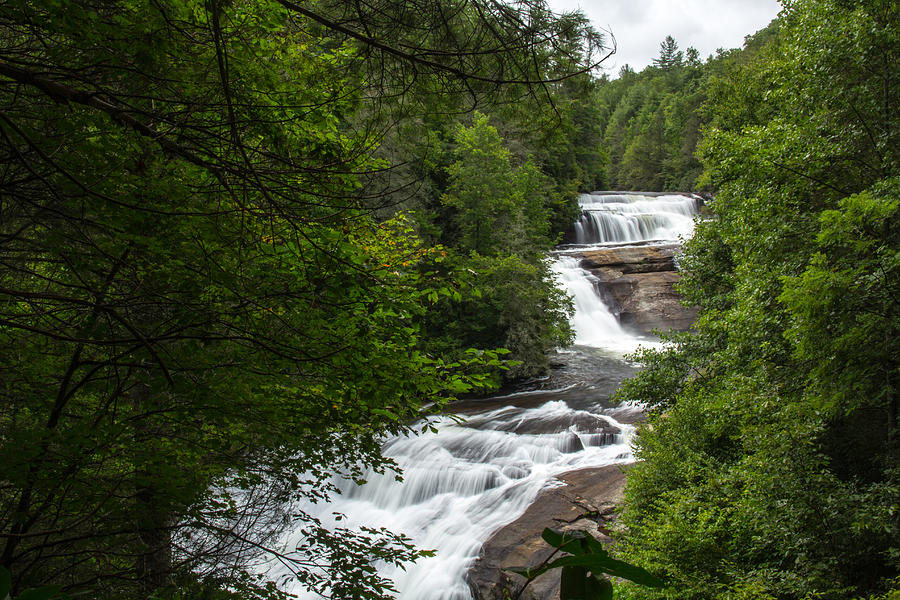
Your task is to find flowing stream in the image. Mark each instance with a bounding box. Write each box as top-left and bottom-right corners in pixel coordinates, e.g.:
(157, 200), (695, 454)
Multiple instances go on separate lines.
(275, 192), (699, 599)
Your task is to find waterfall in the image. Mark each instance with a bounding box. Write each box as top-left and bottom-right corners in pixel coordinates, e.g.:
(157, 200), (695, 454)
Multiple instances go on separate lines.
(270, 192), (696, 599)
(549, 256), (653, 354)
(270, 264), (643, 598)
(275, 403), (635, 600)
(573, 192), (698, 245)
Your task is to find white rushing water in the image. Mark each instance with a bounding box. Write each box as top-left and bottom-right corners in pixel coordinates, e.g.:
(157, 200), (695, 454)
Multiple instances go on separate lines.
(272, 193), (697, 599)
(549, 256), (656, 355)
(573, 192), (698, 245)
(277, 404), (634, 599)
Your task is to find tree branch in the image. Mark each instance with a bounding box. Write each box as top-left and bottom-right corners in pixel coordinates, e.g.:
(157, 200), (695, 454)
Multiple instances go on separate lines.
(0, 60), (217, 172)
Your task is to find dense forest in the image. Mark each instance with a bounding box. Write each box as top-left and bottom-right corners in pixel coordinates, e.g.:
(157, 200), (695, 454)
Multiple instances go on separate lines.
(0, 0), (603, 597)
(590, 23), (781, 193)
(613, 0), (899, 599)
(0, 0), (897, 598)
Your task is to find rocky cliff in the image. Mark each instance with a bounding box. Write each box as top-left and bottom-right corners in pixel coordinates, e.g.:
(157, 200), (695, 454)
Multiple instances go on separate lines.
(576, 243), (696, 334)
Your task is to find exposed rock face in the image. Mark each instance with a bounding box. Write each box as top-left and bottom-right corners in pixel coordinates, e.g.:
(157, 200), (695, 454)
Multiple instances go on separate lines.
(577, 244), (697, 334)
(467, 464), (632, 600)
(580, 245), (678, 274)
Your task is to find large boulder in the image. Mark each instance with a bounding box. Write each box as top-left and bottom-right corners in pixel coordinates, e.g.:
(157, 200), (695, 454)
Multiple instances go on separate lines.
(467, 465), (631, 600)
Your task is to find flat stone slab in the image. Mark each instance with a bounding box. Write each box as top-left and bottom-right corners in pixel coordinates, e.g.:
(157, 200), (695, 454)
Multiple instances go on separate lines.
(467, 464), (633, 600)
(580, 245), (678, 274)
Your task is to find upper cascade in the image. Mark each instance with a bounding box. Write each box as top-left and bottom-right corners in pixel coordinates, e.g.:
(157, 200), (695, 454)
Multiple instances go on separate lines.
(572, 192), (699, 246)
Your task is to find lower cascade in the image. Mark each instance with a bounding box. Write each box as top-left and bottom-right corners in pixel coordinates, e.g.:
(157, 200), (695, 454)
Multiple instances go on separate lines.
(276, 401), (636, 599)
(272, 192), (698, 599)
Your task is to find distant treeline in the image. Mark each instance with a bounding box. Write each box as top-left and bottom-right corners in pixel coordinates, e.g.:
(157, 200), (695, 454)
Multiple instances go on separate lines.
(593, 24), (780, 193)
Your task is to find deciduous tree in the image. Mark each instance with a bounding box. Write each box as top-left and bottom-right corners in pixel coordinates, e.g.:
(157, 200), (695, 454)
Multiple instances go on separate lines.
(0, 0), (605, 597)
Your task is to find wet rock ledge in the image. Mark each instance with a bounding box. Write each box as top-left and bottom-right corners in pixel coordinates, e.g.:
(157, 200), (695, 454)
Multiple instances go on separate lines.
(467, 464), (633, 600)
(580, 243), (697, 334)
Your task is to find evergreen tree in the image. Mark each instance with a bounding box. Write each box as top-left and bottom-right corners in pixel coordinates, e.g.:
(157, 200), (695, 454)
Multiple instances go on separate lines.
(652, 35), (684, 70)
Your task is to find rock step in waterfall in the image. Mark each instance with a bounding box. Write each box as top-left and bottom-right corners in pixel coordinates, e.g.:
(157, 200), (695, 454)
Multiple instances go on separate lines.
(273, 192), (699, 600)
(554, 191), (700, 339)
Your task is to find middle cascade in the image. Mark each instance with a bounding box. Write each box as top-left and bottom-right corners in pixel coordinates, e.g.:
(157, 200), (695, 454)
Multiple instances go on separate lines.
(550, 256), (635, 351)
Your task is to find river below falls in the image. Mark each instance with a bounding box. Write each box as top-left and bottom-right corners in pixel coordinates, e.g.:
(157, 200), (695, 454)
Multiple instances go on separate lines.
(271, 192), (698, 599)
(276, 344), (650, 600)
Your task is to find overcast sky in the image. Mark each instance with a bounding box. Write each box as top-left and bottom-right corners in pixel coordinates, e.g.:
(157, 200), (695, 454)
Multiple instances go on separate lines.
(546, 0), (782, 74)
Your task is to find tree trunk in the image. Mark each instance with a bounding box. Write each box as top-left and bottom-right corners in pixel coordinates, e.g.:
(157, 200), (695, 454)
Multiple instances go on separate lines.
(131, 381), (173, 596)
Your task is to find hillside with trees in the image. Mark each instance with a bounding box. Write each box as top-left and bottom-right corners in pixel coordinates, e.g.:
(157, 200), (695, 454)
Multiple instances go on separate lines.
(0, 0), (606, 597)
(592, 24), (780, 192)
(614, 0), (899, 598)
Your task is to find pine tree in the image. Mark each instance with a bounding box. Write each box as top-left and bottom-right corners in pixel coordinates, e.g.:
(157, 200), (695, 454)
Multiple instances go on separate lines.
(652, 35), (683, 70)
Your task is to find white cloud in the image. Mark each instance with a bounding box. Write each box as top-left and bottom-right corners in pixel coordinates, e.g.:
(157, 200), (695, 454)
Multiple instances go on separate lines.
(548, 0), (782, 73)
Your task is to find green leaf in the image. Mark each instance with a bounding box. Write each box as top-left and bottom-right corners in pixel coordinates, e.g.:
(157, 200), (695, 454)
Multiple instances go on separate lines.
(509, 529), (666, 588)
(0, 567), (11, 600)
(546, 555), (666, 588)
(15, 586), (64, 600)
(541, 528), (603, 557)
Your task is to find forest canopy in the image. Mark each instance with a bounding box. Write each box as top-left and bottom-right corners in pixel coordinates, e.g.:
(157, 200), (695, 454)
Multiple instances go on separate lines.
(0, 0), (606, 597)
(613, 0), (900, 598)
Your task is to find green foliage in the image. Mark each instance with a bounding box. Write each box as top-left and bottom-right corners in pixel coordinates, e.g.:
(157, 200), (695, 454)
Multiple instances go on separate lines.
(0, 0), (603, 597)
(653, 36), (684, 71)
(864, 581), (900, 600)
(421, 251), (573, 381)
(780, 181), (900, 419)
(594, 34), (711, 191)
(413, 113), (574, 380)
(442, 113), (553, 257)
(355, 6), (609, 236)
(507, 528), (665, 600)
(358, 31), (610, 380)
(613, 0), (899, 598)
(593, 20), (785, 193)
